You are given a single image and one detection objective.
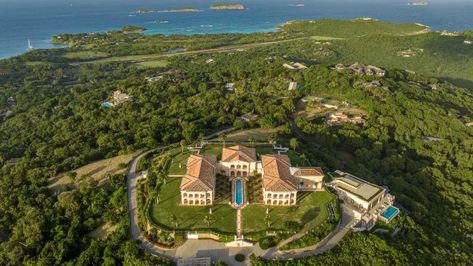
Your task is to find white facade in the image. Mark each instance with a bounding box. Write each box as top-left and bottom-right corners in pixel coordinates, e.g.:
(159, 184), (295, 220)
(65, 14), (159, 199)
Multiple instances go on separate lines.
(262, 189), (297, 206)
(181, 191), (214, 205)
(219, 160), (259, 178)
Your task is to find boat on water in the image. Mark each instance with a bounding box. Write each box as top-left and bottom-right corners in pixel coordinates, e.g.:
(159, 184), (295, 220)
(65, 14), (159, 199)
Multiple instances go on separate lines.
(27, 39), (33, 49)
(409, 0), (428, 6)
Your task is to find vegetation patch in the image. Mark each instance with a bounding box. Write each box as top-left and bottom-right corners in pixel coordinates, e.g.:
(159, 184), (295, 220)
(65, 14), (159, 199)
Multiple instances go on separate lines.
(235, 253), (245, 262)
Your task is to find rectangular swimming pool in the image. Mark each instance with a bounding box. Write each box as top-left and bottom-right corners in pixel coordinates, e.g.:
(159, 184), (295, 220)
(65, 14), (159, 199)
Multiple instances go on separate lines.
(381, 206), (400, 221)
(101, 102), (114, 108)
(235, 179), (244, 206)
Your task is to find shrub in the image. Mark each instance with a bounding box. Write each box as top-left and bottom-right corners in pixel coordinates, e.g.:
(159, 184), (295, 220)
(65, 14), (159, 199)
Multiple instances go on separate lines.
(259, 236), (277, 250)
(235, 254), (245, 262)
(285, 221), (302, 231)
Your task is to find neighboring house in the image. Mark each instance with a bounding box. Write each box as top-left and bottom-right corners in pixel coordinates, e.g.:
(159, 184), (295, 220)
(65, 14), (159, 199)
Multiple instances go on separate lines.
(290, 167), (324, 191)
(112, 90), (132, 105)
(225, 83), (236, 92)
(288, 81), (299, 91)
(180, 155), (217, 206)
(327, 170), (398, 231)
(6, 96), (15, 106)
(283, 62), (307, 70)
(239, 112), (259, 122)
(219, 145), (258, 178)
(348, 63), (386, 77)
(326, 112), (365, 126)
(146, 76), (163, 83)
(261, 154), (298, 206)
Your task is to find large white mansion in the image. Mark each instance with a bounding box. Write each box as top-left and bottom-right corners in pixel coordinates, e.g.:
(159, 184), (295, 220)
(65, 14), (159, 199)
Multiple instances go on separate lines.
(180, 145), (324, 206)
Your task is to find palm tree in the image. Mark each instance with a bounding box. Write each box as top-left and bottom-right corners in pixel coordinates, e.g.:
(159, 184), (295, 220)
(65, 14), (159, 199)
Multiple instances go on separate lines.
(169, 214), (178, 229)
(264, 214), (272, 228)
(300, 153), (307, 166)
(289, 138), (299, 151)
(267, 133), (278, 145)
(248, 136), (255, 147)
(203, 215), (213, 227)
(218, 133), (227, 147)
(180, 139), (187, 153)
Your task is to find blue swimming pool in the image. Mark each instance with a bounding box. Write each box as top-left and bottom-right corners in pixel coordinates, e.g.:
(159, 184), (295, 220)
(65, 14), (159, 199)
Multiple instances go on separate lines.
(101, 102), (113, 108)
(381, 206), (400, 221)
(235, 179), (244, 206)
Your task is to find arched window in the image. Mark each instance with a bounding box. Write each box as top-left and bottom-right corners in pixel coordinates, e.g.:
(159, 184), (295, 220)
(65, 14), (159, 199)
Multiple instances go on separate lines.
(243, 171), (247, 177)
(237, 165), (241, 169)
(231, 171), (235, 177)
(231, 165), (235, 169)
(237, 171), (241, 177)
(243, 165), (247, 170)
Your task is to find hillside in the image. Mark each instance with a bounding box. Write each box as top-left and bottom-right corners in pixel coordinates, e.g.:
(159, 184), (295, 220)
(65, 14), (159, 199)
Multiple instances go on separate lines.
(0, 19), (472, 265)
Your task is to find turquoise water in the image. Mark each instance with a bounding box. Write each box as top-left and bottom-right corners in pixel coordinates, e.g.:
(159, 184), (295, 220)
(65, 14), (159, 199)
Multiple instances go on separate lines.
(235, 179), (244, 206)
(381, 206), (400, 221)
(1, 0), (473, 59)
(101, 102), (113, 108)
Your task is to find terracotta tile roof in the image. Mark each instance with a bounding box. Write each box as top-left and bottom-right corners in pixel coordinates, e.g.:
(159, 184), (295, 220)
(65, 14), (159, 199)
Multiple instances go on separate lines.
(261, 154), (298, 192)
(293, 167), (324, 177)
(221, 145), (257, 162)
(180, 154), (217, 192)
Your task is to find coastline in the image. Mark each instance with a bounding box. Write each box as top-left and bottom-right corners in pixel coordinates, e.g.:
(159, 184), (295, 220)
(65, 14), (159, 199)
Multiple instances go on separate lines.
(2, 0), (473, 60)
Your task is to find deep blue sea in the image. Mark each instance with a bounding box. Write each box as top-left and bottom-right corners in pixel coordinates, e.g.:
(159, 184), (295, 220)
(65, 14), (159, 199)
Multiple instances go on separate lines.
(1, 0), (473, 59)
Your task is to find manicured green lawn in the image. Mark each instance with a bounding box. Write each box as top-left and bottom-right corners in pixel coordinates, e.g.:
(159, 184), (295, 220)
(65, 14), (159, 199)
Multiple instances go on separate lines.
(242, 191), (335, 232)
(201, 144), (223, 159)
(150, 176), (236, 233)
(168, 149), (190, 175)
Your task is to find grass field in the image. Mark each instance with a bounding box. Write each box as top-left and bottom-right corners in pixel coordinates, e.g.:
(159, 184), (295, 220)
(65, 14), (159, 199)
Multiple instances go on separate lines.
(48, 152), (137, 193)
(149, 176), (236, 233)
(135, 60), (169, 68)
(223, 127), (283, 142)
(168, 149), (190, 176)
(242, 191), (335, 232)
(64, 51), (109, 60)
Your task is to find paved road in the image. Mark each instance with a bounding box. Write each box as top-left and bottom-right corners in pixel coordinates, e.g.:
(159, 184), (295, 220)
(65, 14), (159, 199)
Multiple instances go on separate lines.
(126, 149), (177, 260)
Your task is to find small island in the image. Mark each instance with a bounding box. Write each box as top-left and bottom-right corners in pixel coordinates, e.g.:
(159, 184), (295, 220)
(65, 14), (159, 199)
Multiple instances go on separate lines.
(210, 4), (245, 10)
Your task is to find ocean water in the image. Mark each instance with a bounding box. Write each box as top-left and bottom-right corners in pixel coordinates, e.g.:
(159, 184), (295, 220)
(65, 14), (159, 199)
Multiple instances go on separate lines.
(1, 0), (473, 59)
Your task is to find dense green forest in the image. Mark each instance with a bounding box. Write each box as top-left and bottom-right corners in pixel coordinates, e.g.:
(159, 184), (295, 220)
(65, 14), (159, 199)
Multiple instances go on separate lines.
(0, 19), (472, 264)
